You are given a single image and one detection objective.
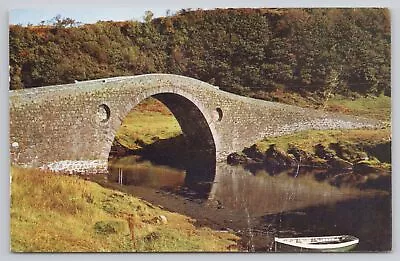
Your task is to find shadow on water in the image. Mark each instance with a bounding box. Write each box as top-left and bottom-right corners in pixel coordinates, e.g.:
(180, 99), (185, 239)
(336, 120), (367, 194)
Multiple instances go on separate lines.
(260, 196), (391, 252)
(106, 137), (391, 252)
(108, 156), (186, 190)
(109, 135), (216, 198)
(130, 135), (187, 169)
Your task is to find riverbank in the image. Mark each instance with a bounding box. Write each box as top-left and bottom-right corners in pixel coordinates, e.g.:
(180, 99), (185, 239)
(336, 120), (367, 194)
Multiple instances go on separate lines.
(114, 94), (391, 152)
(228, 128), (391, 191)
(10, 166), (239, 252)
(93, 162), (391, 252)
(112, 94), (391, 192)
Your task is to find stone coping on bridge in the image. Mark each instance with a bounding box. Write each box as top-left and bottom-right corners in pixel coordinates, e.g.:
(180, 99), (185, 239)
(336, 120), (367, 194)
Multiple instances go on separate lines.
(10, 74), (382, 175)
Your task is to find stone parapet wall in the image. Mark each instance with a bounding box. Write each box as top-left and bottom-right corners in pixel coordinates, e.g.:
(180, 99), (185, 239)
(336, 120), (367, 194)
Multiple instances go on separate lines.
(9, 74), (380, 173)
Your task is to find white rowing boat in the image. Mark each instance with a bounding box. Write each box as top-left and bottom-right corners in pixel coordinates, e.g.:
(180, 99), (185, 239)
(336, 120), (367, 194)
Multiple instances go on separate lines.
(274, 235), (359, 252)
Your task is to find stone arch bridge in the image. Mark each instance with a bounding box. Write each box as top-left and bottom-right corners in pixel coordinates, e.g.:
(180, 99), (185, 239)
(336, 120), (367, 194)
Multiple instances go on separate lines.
(10, 74), (377, 179)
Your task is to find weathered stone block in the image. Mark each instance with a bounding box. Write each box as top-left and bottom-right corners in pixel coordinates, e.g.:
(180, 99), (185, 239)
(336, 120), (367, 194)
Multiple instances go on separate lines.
(9, 74), (379, 176)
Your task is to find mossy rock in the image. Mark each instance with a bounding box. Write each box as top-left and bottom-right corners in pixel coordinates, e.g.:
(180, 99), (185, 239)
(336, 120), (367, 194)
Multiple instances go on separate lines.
(242, 144), (264, 161)
(328, 156), (353, 170)
(314, 143), (335, 160)
(308, 158), (329, 168)
(329, 142), (371, 162)
(94, 220), (127, 235)
(287, 145), (312, 161)
(353, 160), (381, 175)
(227, 152), (248, 165)
(265, 144), (296, 168)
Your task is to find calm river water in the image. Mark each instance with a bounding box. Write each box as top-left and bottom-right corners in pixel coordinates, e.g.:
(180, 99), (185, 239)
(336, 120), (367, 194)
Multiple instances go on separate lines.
(103, 155), (391, 252)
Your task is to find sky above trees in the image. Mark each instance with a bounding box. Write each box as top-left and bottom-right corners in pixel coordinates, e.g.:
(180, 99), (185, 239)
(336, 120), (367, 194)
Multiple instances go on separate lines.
(9, 0), (395, 25)
(9, 1), (268, 25)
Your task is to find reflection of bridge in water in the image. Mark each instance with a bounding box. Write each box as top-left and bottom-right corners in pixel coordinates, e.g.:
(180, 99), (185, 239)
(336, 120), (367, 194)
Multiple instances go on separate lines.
(107, 154), (372, 215)
(209, 163), (377, 216)
(10, 74), (378, 184)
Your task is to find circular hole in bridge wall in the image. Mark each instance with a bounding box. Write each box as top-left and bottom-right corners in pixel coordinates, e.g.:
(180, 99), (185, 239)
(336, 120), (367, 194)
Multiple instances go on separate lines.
(213, 107), (223, 122)
(97, 104), (111, 123)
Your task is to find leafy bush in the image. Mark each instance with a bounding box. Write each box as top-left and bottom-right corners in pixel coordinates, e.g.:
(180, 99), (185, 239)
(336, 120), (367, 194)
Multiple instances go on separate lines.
(9, 8), (390, 97)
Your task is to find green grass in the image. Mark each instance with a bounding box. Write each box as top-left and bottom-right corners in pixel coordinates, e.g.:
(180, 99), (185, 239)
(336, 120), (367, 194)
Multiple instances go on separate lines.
(10, 93), (391, 251)
(252, 90), (391, 122)
(324, 94), (391, 122)
(115, 98), (182, 150)
(10, 166), (239, 252)
(254, 128), (391, 170)
(251, 93), (391, 155)
(114, 95), (391, 170)
(256, 128), (391, 154)
(115, 94), (391, 152)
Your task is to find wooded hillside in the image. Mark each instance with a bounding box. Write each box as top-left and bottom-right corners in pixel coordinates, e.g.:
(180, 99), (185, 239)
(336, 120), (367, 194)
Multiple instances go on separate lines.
(9, 8), (390, 98)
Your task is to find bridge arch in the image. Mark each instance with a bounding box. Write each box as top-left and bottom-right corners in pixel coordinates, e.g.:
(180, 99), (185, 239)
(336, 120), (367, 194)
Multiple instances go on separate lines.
(9, 73), (377, 179)
(107, 90), (219, 190)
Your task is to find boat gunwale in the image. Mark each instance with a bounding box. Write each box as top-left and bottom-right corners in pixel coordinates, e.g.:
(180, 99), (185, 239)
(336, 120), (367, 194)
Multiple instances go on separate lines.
(274, 235), (359, 250)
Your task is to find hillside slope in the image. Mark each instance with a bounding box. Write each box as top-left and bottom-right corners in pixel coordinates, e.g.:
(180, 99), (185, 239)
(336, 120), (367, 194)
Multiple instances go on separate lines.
(10, 166), (239, 252)
(10, 8), (390, 100)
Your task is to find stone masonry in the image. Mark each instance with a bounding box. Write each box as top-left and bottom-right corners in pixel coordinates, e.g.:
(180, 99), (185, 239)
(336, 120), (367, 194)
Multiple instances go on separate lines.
(9, 74), (379, 173)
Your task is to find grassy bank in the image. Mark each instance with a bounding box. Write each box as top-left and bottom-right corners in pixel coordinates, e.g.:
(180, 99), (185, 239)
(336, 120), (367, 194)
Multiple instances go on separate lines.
(257, 128), (391, 158)
(252, 91), (391, 122)
(114, 94), (390, 152)
(114, 94), (391, 171)
(10, 166), (239, 252)
(324, 94), (391, 122)
(227, 128), (391, 191)
(253, 93), (391, 170)
(115, 98), (181, 150)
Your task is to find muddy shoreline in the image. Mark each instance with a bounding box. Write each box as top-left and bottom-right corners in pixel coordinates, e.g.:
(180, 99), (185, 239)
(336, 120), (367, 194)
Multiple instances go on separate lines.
(228, 141), (391, 192)
(93, 175), (391, 252)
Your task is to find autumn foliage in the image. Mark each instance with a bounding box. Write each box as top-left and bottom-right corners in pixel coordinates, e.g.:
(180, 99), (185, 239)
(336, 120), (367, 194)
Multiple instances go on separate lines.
(9, 8), (390, 98)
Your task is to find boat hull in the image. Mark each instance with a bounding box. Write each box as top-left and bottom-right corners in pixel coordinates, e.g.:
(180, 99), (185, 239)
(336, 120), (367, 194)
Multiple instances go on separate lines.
(274, 235), (359, 253)
(275, 241), (358, 253)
